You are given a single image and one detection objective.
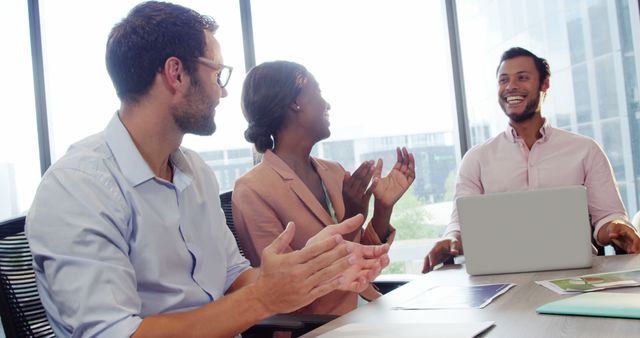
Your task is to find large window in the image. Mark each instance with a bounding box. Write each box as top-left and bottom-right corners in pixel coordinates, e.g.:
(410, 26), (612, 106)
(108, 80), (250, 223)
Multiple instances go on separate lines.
(4, 0), (640, 273)
(181, 1), (254, 192)
(252, 0), (460, 273)
(0, 3), (40, 221)
(38, 0), (252, 192)
(457, 0), (640, 217)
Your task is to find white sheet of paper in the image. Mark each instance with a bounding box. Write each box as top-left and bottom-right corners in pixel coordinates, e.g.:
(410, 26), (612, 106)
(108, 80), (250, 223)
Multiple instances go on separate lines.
(315, 321), (495, 338)
(392, 283), (515, 310)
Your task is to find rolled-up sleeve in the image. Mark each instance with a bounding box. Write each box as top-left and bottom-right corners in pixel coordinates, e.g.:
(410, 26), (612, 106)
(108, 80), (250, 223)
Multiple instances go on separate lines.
(27, 168), (142, 338)
(583, 141), (629, 244)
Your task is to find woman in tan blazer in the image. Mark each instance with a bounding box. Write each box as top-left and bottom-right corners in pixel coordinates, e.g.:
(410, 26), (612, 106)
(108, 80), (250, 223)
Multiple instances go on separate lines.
(233, 61), (415, 315)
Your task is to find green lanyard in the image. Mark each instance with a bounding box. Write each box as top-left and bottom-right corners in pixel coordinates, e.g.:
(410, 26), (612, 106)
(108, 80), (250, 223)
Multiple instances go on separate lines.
(321, 182), (338, 224)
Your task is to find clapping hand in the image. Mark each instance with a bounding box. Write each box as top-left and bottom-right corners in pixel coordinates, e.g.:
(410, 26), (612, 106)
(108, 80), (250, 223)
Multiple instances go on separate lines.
(308, 214), (390, 292)
(342, 161), (376, 221)
(255, 221), (354, 314)
(372, 147), (415, 207)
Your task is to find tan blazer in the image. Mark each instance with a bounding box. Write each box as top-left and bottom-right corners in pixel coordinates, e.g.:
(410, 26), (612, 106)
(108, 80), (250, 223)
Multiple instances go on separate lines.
(232, 150), (394, 315)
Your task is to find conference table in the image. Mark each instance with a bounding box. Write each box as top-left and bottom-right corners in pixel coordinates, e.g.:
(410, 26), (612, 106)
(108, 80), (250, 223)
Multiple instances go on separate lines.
(302, 254), (640, 337)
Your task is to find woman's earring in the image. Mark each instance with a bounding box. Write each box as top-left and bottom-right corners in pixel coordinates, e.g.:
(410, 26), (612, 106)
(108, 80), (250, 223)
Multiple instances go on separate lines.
(295, 105), (301, 110)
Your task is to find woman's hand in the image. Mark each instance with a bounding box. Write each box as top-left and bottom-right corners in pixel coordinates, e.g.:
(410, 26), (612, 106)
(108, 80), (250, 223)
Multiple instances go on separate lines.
(372, 147), (415, 207)
(342, 160), (376, 220)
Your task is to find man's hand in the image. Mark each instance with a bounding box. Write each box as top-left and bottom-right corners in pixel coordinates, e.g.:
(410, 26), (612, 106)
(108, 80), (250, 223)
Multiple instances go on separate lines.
(606, 221), (640, 254)
(252, 215), (390, 315)
(308, 214), (390, 292)
(252, 221), (355, 314)
(371, 147), (415, 207)
(341, 240), (390, 292)
(342, 160), (376, 221)
(422, 238), (461, 273)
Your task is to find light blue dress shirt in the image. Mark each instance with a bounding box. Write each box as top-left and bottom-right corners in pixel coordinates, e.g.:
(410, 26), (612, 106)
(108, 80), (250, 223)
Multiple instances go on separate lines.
(26, 114), (250, 338)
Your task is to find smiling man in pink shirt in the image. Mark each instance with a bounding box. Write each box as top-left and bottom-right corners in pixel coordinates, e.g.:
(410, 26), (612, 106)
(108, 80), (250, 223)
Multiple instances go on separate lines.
(423, 47), (640, 273)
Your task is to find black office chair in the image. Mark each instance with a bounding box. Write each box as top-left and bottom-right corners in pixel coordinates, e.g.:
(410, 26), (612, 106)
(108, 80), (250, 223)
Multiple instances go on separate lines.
(0, 215), (56, 338)
(593, 239), (625, 256)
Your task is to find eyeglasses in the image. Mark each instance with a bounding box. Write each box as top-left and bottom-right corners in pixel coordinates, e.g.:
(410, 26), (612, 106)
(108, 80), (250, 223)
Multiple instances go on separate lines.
(197, 57), (233, 88)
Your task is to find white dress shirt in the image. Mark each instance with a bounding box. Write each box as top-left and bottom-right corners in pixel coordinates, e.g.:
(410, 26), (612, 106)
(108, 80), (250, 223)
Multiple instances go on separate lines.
(27, 114), (250, 337)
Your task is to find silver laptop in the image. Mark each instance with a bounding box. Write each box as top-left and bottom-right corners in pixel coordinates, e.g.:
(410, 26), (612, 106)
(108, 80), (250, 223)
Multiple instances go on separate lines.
(458, 186), (592, 276)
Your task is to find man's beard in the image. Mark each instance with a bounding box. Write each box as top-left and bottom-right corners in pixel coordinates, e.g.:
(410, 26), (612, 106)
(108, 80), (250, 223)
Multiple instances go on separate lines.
(173, 76), (217, 136)
(502, 91), (541, 123)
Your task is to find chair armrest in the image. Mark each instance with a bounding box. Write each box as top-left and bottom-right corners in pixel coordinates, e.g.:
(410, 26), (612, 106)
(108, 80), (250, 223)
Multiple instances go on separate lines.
(372, 274), (419, 295)
(243, 313), (339, 338)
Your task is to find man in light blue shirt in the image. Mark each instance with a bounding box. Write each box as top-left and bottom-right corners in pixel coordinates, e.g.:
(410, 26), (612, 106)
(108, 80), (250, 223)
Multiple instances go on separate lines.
(26, 2), (389, 337)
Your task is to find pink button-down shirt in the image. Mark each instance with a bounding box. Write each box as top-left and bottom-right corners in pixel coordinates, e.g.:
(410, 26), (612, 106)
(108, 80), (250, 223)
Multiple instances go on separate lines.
(444, 119), (627, 245)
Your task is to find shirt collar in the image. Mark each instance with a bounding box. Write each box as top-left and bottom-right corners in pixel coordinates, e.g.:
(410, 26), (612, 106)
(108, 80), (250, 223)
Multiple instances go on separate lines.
(170, 148), (193, 191)
(105, 113), (193, 187)
(506, 118), (552, 143)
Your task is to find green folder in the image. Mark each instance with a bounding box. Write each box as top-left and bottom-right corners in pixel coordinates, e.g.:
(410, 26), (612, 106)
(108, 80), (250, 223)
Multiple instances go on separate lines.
(537, 292), (640, 319)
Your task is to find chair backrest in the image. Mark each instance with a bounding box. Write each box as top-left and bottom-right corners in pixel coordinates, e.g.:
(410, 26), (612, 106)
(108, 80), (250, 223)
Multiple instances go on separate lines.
(219, 190), (245, 257)
(0, 216), (56, 338)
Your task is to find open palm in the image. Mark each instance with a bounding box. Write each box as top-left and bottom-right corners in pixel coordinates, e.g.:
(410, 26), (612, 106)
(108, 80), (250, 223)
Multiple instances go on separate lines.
(342, 160), (375, 220)
(307, 214), (390, 291)
(372, 147), (415, 207)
